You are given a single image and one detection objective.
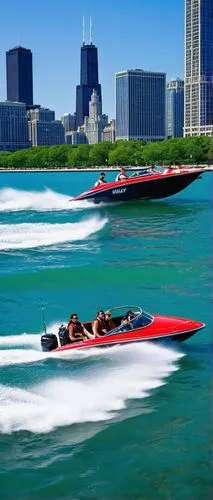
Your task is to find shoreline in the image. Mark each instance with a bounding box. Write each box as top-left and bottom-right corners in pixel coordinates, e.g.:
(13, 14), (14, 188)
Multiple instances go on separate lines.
(0, 165), (212, 173)
(0, 166), (138, 173)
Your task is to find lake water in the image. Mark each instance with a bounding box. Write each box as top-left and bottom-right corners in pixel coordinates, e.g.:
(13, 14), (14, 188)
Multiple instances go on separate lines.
(0, 171), (211, 499)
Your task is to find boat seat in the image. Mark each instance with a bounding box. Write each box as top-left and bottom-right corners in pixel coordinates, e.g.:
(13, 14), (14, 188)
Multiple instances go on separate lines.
(83, 321), (94, 334)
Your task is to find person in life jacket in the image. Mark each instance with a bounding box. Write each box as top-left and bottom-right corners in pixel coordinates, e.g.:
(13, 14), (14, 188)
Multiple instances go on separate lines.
(115, 167), (129, 182)
(94, 172), (107, 187)
(92, 310), (108, 337)
(105, 310), (116, 331)
(68, 313), (94, 342)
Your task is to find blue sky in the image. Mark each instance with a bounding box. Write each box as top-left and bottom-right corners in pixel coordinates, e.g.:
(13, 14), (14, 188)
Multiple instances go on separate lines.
(0, 0), (184, 120)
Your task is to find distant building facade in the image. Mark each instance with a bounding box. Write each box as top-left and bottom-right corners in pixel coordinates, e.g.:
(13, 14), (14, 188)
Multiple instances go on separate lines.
(28, 107), (65, 146)
(76, 41), (102, 127)
(0, 101), (31, 151)
(6, 46), (33, 107)
(167, 79), (184, 138)
(102, 120), (116, 142)
(83, 89), (105, 144)
(65, 131), (88, 144)
(28, 107), (55, 122)
(61, 113), (76, 133)
(184, 0), (213, 137)
(116, 69), (166, 141)
(101, 114), (109, 129)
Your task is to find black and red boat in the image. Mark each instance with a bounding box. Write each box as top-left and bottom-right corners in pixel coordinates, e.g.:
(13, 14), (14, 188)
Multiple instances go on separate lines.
(72, 166), (207, 204)
(41, 305), (205, 353)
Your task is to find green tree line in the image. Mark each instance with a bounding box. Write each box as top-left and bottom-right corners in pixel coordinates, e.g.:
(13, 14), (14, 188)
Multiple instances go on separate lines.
(0, 137), (211, 169)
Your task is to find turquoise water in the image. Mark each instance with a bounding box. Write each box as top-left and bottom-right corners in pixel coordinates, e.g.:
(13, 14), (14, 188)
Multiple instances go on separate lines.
(0, 171), (211, 499)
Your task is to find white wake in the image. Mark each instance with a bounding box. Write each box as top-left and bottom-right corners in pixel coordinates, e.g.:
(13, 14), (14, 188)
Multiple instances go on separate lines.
(0, 187), (94, 212)
(0, 216), (107, 250)
(0, 332), (184, 433)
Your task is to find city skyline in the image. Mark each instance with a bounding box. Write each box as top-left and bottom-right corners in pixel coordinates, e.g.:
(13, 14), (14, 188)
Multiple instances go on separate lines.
(0, 0), (184, 120)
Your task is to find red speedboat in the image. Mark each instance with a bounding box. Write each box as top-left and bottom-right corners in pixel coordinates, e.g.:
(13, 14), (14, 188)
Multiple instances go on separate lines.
(72, 166), (207, 204)
(41, 305), (205, 353)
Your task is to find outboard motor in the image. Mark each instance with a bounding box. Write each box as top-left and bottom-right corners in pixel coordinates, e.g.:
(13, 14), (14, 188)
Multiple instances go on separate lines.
(58, 324), (70, 346)
(41, 333), (58, 352)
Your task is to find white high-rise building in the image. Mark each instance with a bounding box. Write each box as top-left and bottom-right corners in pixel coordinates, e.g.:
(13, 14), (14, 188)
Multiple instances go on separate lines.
(83, 89), (105, 144)
(184, 0), (213, 137)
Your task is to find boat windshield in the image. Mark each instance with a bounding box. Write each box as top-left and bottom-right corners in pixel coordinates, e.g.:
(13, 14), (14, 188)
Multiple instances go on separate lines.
(152, 166), (165, 174)
(130, 169), (152, 177)
(130, 166), (166, 178)
(105, 305), (153, 335)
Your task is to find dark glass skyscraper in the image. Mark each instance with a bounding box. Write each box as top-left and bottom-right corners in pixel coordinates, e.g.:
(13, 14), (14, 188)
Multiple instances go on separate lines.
(76, 43), (102, 127)
(6, 46), (33, 107)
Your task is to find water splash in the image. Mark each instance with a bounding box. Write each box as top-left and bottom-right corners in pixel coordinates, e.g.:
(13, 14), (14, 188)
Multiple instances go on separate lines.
(0, 216), (107, 250)
(0, 340), (184, 434)
(0, 187), (94, 212)
(0, 333), (41, 349)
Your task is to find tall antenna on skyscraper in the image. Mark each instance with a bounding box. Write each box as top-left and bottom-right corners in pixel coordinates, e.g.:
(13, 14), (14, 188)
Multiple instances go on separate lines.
(83, 16), (85, 45)
(90, 16), (93, 44)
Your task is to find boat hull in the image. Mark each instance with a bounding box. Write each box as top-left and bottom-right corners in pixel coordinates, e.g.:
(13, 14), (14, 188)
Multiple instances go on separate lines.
(74, 170), (203, 204)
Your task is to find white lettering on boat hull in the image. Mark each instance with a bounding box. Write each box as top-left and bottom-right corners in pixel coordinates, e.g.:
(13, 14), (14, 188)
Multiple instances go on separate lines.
(112, 188), (127, 195)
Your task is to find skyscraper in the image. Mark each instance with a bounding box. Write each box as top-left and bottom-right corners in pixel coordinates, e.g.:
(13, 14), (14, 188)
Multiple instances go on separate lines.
(76, 19), (102, 127)
(184, 0), (213, 137)
(61, 113), (76, 133)
(0, 101), (31, 151)
(116, 70), (166, 141)
(167, 79), (184, 138)
(6, 46), (33, 107)
(27, 107), (65, 146)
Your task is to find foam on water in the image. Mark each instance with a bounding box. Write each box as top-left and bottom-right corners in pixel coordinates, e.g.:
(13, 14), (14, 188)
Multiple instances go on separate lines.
(0, 333), (41, 349)
(0, 332), (184, 433)
(0, 349), (48, 367)
(0, 216), (107, 250)
(0, 187), (94, 212)
(0, 332), (48, 366)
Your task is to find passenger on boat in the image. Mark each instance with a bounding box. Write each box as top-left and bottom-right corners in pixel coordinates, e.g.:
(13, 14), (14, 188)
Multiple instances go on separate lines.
(68, 313), (94, 342)
(121, 317), (128, 325)
(105, 310), (116, 331)
(92, 310), (108, 337)
(94, 172), (107, 187)
(126, 310), (135, 321)
(115, 167), (128, 182)
(119, 316), (132, 332)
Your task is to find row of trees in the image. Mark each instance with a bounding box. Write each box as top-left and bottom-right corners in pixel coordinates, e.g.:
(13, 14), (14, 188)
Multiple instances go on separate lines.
(0, 136), (211, 169)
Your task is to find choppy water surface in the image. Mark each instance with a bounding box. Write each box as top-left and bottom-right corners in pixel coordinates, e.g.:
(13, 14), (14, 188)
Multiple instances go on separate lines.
(0, 171), (211, 500)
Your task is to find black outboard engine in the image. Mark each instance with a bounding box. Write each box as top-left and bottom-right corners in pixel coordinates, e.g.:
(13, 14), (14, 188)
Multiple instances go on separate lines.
(58, 324), (70, 346)
(41, 333), (58, 352)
